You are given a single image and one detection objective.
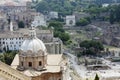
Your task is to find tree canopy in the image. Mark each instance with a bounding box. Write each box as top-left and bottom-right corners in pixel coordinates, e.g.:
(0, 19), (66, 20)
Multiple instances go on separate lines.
(0, 51), (17, 65)
(109, 5), (120, 24)
(80, 40), (104, 55)
(76, 17), (91, 26)
(35, 0), (75, 15)
(48, 21), (70, 44)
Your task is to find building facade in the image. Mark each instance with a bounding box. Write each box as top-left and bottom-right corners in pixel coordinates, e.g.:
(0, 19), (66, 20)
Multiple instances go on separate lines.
(31, 14), (47, 27)
(10, 28), (68, 80)
(0, 28), (63, 54)
(0, 32), (24, 51)
(66, 15), (76, 26)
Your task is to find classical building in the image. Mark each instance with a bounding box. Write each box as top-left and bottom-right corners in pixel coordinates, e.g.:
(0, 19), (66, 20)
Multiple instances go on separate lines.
(31, 14), (47, 27)
(0, 32), (24, 51)
(0, 61), (31, 80)
(0, 22), (24, 51)
(10, 27), (69, 80)
(65, 15), (76, 26)
(0, 27), (69, 80)
(0, 26), (62, 54)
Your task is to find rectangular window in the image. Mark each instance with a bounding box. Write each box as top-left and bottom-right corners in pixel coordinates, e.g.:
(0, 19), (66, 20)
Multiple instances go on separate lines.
(39, 61), (42, 66)
(28, 62), (32, 67)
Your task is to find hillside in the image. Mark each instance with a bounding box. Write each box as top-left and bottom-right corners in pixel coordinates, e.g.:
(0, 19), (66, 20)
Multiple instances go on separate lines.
(34, 0), (120, 15)
(0, 0), (31, 6)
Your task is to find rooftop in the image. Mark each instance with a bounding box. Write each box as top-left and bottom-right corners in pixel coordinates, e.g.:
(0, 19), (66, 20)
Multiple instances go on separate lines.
(11, 54), (65, 77)
(0, 28), (53, 38)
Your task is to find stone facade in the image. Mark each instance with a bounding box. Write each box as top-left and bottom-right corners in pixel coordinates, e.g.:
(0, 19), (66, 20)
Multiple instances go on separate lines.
(18, 50), (47, 71)
(0, 32), (24, 51)
(0, 61), (31, 80)
(66, 15), (76, 26)
(31, 14), (47, 27)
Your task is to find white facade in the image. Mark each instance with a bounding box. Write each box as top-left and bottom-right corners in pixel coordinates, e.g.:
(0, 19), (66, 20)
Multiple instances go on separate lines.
(0, 36), (24, 51)
(49, 11), (58, 19)
(0, 28), (63, 54)
(66, 15), (76, 26)
(31, 14), (47, 27)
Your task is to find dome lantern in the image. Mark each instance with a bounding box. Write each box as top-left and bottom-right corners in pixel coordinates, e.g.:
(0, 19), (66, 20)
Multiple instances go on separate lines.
(29, 26), (37, 39)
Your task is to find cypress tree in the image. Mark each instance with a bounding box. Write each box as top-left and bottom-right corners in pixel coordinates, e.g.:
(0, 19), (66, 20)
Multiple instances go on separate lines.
(94, 74), (99, 80)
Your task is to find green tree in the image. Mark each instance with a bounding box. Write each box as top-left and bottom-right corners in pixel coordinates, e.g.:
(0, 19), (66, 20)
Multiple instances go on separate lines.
(94, 74), (99, 80)
(36, 1), (49, 13)
(35, 0), (75, 15)
(18, 21), (25, 28)
(80, 40), (104, 55)
(48, 21), (63, 30)
(109, 5), (120, 24)
(0, 51), (17, 65)
(109, 11), (114, 24)
(48, 21), (70, 44)
(60, 32), (70, 43)
(76, 18), (89, 26)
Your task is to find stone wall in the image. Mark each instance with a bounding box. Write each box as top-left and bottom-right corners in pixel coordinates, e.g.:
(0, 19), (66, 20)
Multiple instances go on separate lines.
(32, 72), (62, 80)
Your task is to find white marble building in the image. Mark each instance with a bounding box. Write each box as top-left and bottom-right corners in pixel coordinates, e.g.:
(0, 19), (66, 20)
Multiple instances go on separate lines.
(66, 15), (76, 26)
(0, 21), (24, 51)
(0, 32), (24, 51)
(31, 14), (47, 27)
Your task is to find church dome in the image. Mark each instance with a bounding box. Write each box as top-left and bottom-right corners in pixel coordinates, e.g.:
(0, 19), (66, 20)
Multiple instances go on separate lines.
(20, 28), (47, 55)
(20, 38), (47, 54)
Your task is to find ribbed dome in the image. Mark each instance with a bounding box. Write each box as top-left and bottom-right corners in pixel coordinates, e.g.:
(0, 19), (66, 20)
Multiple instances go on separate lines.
(20, 38), (47, 55)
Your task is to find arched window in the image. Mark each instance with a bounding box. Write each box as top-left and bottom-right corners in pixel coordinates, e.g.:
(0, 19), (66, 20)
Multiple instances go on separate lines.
(69, 20), (73, 25)
(28, 62), (32, 67)
(39, 61), (42, 66)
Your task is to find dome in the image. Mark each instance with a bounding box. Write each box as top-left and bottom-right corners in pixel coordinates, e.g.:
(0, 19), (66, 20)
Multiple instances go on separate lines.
(20, 38), (47, 55)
